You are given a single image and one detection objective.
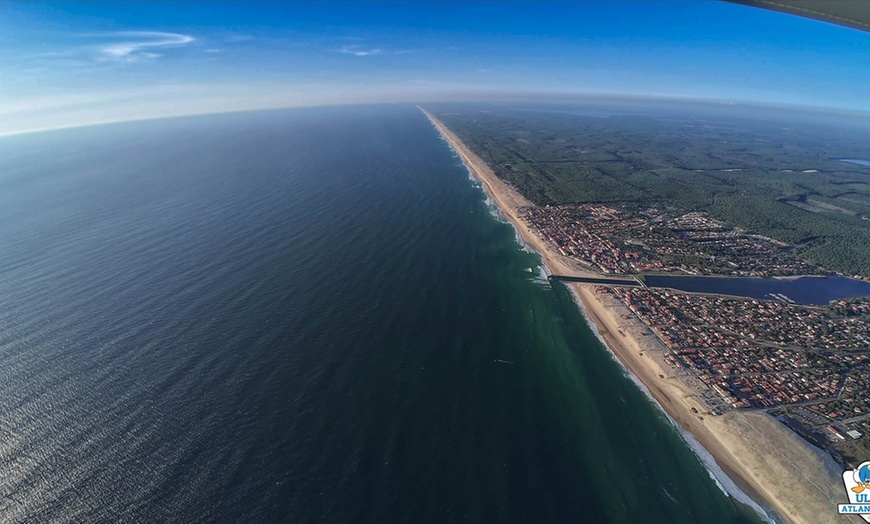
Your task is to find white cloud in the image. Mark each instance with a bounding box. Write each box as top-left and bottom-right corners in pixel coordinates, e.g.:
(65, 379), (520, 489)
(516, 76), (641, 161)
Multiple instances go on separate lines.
(335, 44), (413, 57)
(338, 45), (382, 57)
(99, 31), (194, 61)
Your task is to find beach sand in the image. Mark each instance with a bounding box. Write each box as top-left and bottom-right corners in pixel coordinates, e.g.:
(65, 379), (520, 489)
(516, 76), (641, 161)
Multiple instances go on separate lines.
(421, 107), (856, 524)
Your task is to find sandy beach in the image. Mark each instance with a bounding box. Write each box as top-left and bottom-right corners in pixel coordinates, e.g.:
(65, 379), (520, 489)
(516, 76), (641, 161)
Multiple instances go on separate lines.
(421, 107), (855, 524)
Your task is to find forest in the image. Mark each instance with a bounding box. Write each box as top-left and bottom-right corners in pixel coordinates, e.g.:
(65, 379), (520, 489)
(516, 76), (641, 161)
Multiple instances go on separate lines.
(432, 105), (870, 277)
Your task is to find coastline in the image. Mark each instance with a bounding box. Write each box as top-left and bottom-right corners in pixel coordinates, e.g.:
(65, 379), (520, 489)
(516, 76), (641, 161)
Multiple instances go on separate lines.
(417, 107), (615, 282)
(420, 107), (852, 524)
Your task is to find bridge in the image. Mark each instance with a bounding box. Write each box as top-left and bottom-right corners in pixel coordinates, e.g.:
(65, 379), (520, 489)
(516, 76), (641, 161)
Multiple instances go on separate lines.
(549, 275), (643, 287)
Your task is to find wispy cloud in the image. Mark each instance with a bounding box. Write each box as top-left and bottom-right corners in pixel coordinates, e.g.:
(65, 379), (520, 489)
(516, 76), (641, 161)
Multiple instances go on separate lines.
(338, 45), (382, 57)
(335, 44), (414, 57)
(99, 31), (195, 61)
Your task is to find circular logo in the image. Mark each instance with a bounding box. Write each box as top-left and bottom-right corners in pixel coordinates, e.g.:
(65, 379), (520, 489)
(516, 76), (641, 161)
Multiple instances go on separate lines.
(854, 461), (870, 485)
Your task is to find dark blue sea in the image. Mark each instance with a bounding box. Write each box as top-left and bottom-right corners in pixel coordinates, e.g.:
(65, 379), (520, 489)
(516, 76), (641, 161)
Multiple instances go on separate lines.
(0, 106), (764, 523)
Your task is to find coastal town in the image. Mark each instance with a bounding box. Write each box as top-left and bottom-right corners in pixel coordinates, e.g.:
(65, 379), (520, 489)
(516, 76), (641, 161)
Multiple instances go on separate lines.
(519, 202), (870, 466)
(524, 204), (821, 277)
(604, 286), (870, 452)
(521, 204), (870, 462)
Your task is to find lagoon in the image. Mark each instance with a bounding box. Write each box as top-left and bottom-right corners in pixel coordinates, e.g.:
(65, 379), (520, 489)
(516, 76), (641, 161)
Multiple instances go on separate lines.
(644, 274), (870, 305)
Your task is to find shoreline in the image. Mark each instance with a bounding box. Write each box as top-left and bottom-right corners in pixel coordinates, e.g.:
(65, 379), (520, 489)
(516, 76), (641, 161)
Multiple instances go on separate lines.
(418, 107), (621, 282)
(420, 107), (852, 524)
(564, 284), (772, 513)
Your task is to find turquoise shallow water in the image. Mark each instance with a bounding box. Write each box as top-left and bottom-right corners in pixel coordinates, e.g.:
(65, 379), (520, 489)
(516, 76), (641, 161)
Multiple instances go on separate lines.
(0, 106), (763, 522)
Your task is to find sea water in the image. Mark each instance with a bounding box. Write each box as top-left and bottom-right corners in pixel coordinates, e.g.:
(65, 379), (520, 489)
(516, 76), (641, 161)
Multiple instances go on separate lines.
(0, 106), (762, 523)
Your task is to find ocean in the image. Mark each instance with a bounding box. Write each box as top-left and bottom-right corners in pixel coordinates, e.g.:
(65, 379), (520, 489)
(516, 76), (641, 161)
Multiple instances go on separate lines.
(0, 105), (763, 523)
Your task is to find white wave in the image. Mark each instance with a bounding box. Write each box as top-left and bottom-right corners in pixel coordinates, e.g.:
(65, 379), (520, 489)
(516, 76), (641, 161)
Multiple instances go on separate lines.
(466, 167), (480, 185)
(533, 265), (551, 287)
(565, 285), (775, 523)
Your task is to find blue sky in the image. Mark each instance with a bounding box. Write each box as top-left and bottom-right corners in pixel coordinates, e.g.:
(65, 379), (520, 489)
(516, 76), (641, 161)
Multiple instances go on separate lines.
(2, 1), (870, 135)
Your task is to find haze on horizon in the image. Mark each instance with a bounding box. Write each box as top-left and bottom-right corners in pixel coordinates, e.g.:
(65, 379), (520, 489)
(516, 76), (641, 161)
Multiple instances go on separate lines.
(3, 1), (870, 136)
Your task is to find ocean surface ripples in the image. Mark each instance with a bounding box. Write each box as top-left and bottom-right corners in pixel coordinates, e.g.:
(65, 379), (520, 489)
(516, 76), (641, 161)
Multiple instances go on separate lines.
(0, 106), (761, 523)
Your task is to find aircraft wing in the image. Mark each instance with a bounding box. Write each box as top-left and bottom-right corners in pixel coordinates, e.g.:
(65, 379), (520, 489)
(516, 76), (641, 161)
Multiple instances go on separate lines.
(728, 0), (870, 33)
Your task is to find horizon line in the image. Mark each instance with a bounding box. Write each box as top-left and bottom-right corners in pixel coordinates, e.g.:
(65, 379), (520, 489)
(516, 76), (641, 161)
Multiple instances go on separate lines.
(3, 92), (870, 140)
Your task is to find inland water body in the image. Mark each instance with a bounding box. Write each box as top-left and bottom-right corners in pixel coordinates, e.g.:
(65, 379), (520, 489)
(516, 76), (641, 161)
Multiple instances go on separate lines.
(645, 275), (870, 306)
(0, 106), (764, 523)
